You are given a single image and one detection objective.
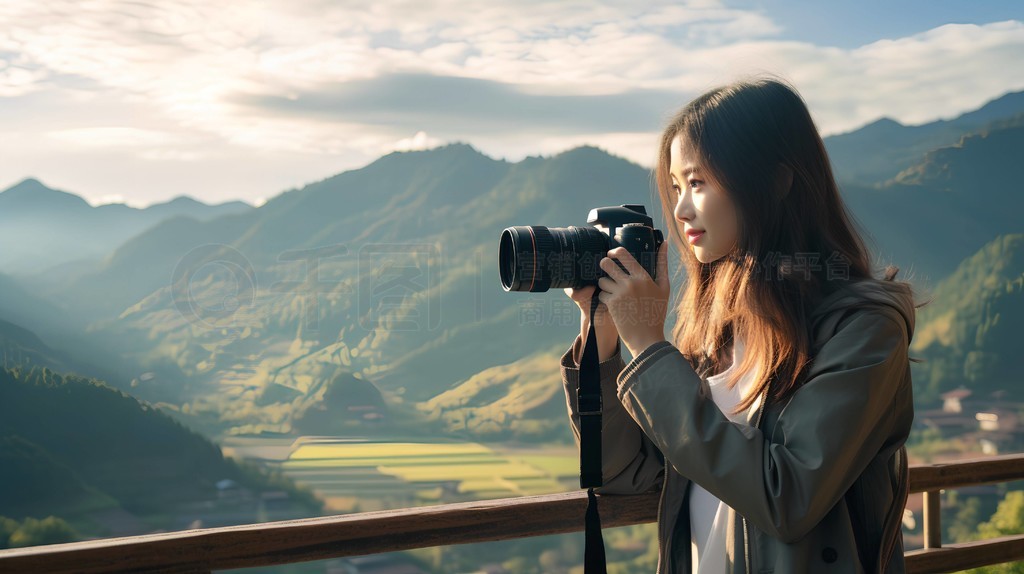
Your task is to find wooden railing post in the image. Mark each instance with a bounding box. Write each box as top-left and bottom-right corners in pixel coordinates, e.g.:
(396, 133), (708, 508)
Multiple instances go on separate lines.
(923, 490), (942, 549)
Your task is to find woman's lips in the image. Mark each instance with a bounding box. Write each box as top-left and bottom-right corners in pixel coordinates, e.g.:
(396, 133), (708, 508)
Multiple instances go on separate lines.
(686, 230), (705, 244)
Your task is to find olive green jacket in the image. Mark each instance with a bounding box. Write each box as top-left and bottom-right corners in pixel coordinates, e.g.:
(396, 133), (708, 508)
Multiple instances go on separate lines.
(560, 277), (915, 573)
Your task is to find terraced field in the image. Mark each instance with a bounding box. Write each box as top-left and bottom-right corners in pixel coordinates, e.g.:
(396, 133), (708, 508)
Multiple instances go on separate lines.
(222, 437), (581, 512)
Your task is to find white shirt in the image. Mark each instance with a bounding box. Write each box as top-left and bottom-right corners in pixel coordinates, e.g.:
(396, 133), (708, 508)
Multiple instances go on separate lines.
(690, 336), (758, 574)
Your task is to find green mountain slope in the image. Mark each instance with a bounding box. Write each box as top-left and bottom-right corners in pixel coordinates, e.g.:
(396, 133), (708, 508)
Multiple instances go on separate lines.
(0, 318), (74, 372)
(0, 435), (118, 520)
(824, 90), (1024, 185)
(291, 369), (389, 435)
(0, 273), (83, 340)
(894, 122), (1024, 206)
(910, 234), (1024, 403)
(0, 309), (133, 399)
(841, 119), (1024, 284)
(66, 214), (254, 323)
(0, 366), (322, 523)
(39, 143), (657, 439)
(416, 344), (573, 442)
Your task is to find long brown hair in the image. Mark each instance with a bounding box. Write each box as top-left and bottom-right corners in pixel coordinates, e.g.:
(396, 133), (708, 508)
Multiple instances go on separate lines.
(654, 76), (919, 415)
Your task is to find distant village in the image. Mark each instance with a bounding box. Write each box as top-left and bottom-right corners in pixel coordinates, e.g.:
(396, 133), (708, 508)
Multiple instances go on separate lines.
(917, 388), (1023, 458)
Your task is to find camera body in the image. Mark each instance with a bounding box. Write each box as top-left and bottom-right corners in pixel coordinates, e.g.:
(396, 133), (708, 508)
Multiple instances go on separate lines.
(499, 204), (664, 292)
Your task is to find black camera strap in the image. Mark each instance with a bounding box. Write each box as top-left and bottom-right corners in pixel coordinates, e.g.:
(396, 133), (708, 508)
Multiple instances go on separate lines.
(579, 292), (607, 574)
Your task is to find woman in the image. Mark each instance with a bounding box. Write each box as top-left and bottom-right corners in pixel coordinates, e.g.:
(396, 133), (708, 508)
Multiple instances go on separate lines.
(561, 76), (926, 573)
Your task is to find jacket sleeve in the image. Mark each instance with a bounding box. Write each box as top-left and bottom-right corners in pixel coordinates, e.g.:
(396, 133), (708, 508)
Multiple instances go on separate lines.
(561, 333), (664, 495)
(615, 309), (910, 543)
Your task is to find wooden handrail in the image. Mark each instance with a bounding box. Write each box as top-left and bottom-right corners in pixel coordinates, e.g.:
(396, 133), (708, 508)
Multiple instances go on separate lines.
(0, 490), (660, 573)
(909, 453), (1024, 492)
(905, 533), (1024, 572)
(1, 453), (1023, 573)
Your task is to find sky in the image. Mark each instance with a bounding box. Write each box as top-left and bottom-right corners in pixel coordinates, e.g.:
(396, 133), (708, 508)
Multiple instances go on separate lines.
(0, 0), (1021, 207)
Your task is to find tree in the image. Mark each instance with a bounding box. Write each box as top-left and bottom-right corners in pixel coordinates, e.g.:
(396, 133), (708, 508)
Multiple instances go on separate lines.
(966, 490), (1024, 574)
(6, 516), (77, 548)
(0, 516), (19, 549)
(538, 548), (563, 571)
(977, 491), (1024, 539)
(502, 556), (533, 573)
(947, 495), (982, 543)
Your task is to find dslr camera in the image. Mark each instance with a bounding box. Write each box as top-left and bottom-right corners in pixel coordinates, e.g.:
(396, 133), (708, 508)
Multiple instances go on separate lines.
(499, 204), (664, 292)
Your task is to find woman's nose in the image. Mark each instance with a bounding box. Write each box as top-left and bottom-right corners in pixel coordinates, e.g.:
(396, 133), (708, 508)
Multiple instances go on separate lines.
(674, 192), (693, 223)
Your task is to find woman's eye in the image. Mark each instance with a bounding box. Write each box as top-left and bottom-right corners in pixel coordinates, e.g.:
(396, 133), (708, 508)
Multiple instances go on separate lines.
(688, 179), (703, 189)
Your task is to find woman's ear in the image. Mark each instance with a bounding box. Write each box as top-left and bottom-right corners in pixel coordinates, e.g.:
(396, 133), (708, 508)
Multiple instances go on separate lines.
(774, 163), (794, 201)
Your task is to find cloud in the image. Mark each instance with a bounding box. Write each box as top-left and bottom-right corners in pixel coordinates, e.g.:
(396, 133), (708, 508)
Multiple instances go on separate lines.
(47, 127), (183, 148)
(231, 73), (684, 136)
(0, 63), (47, 97)
(834, 21), (1024, 128)
(0, 0), (1021, 206)
(392, 131), (445, 152)
(44, 126), (208, 162)
(5, 2), (1021, 138)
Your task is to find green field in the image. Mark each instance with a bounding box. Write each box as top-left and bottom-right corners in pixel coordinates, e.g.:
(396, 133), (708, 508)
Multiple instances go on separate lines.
(232, 438), (582, 510)
(289, 442), (493, 459)
(281, 455), (510, 469)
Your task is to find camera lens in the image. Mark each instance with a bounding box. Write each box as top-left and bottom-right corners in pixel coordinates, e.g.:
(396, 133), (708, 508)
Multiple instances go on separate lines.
(499, 225), (607, 292)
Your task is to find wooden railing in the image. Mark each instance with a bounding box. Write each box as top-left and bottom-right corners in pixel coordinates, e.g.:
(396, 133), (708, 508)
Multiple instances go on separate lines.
(1, 453), (1023, 573)
(905, 453), (1024, 572)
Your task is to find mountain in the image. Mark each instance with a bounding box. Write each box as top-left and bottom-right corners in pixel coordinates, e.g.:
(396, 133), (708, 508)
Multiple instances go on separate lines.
(0, 434), (116, 522)
(146, 195), (252, 221)
(0, 272), (81, 342)
(6, 92), (1024, 441)
(290, 369), (390, 435)
(0, 178), (252, 274)
(0, 313), (172, 411)
(824, 90), (1024, 185)
(839, 119), (1024, 285)
(893, 122), (1024, 200)
(0, 318), (73, 372)
(0, 365), (323, 531)
(910, 234), (1024, 404)
(416, 344), (574, 442)
(31, 143), (658, 439)
(0, 275), (141, 398)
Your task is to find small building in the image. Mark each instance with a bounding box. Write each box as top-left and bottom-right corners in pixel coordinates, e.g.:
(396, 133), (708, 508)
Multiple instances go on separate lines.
(216, 479), (240, 500)
(975, 408), (1018, 432)
(942, 388), (972, 413)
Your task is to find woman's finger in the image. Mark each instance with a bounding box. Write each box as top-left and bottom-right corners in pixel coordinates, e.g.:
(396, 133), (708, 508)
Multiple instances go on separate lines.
(607, 248), (647, 278)
(655, 242), (670, 290)
(597, 276), (619, 293)
(600, 255), (630, 281)
(565, 285), (594, 301)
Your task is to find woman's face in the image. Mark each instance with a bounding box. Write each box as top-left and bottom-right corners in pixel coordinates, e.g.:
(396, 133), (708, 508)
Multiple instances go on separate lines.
(670, 134), (740, 264)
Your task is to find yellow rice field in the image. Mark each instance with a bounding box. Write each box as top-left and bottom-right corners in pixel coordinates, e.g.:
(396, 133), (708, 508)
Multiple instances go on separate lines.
(264, 439), (580, 505)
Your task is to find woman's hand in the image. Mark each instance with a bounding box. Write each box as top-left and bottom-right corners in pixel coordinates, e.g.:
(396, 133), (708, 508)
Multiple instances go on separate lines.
(598, 241), (670, 358)
(564, 284), (620, 363)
